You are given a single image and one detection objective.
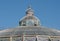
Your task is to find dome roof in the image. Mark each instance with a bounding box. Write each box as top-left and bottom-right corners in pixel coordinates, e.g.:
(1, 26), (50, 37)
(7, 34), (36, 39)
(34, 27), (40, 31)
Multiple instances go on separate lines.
(0, 26), (60, 37)
(0, 6), (60, 38)
(19, 6), (40, 26)
(19, 16), (40, 26)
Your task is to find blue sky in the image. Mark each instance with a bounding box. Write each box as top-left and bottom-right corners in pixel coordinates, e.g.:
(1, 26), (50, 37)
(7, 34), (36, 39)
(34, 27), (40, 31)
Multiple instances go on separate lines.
(0, 0), (60, 30)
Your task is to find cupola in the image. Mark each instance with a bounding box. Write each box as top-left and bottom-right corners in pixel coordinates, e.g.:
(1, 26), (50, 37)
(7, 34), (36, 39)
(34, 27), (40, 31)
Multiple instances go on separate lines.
(19, 6), (40, 26)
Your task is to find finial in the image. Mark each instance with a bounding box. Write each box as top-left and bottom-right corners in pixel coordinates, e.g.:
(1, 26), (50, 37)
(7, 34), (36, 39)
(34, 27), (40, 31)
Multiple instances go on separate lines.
(28, 5), (31, 9)
(26, 5), (34, 16)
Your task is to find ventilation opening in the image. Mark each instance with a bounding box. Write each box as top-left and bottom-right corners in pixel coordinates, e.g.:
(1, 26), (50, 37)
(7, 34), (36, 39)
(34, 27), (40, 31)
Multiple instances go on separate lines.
(34, 24), (37, 26)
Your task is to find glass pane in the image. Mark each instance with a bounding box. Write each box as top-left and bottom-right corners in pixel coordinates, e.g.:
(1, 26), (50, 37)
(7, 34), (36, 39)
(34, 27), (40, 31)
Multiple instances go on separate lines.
(26, 20), (34, 26)
(24, 37), (36, 41)
(0, 38), (10, 41)
(12, 37), (22, 41)
(52, 38), (60, 41)
(37, 36), (48, 41)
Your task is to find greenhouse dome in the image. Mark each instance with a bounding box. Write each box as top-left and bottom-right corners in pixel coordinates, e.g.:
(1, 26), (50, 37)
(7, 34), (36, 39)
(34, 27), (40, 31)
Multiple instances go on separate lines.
(0, 6), (60, 41)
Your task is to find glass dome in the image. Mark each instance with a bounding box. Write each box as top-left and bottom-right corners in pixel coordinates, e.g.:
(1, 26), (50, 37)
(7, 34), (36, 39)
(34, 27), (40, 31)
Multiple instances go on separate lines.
(19, 16), (40, 26)
(19, 6), (40, 26)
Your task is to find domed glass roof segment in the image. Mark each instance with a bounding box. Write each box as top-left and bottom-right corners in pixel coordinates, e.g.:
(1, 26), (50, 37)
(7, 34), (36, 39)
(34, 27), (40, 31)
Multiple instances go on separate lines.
(0, 5), (60, 41)
(19, 6), (40, 26)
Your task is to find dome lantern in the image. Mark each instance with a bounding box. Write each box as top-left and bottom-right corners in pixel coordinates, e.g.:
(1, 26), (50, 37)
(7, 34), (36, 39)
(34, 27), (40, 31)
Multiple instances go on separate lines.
(26, 5), (34, 16)
(19, 6), (40, 26)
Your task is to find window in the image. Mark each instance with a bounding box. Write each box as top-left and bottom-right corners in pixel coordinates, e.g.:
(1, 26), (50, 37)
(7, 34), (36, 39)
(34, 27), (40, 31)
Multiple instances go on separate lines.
(26, 20), (34, 26)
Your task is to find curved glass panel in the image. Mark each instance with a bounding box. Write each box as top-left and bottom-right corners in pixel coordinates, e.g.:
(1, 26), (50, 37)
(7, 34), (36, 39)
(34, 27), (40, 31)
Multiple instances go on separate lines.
(12, 37), (22, 41)
(24, 37), (36, 41)
(26, 20), (34, 26)
(0, 38), (10, 41)
(37, 36), (48, 41)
